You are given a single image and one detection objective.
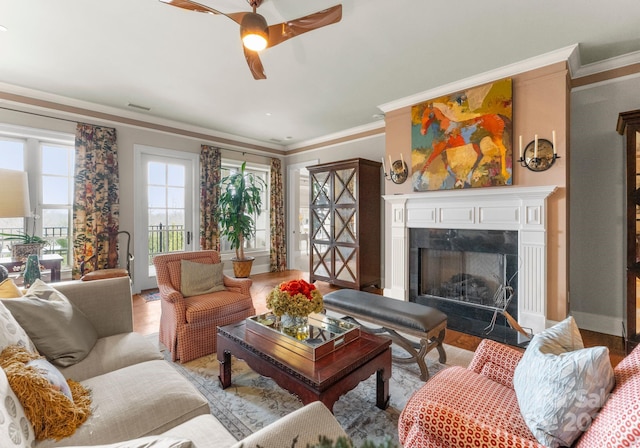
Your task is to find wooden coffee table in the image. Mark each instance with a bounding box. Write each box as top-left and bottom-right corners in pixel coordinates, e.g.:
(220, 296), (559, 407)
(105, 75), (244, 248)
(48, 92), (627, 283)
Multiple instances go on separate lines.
(217, 320), (392, 412)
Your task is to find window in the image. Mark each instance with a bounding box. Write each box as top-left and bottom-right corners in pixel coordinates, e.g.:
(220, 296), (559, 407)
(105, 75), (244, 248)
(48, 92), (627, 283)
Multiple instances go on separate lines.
(219, 161), (269, 254)
(0, 125), (74, 265)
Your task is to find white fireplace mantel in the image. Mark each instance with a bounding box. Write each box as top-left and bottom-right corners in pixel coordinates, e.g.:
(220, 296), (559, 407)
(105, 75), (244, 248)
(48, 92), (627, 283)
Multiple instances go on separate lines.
(383, 185), (557, 335)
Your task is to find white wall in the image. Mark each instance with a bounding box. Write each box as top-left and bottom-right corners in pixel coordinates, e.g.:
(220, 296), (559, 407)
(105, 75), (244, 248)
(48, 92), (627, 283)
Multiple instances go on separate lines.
(569, 74), (640, 335)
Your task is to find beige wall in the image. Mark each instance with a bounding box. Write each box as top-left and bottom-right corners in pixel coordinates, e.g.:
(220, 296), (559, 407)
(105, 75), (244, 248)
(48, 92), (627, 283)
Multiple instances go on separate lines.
(382, 63), (570, 322)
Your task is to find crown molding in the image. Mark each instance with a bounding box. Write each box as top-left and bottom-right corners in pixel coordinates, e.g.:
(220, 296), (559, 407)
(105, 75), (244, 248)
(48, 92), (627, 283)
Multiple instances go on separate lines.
(571, 49), (640, 79)
(378, 44), (579, 113)
(0, 82), (285, 153)
(284, 119), (385, 152)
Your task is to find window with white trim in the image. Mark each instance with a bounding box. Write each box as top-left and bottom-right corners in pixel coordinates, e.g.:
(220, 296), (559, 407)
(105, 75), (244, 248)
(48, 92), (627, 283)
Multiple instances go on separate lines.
(219, 161), (270, 254)
(0, 126), (75, 266)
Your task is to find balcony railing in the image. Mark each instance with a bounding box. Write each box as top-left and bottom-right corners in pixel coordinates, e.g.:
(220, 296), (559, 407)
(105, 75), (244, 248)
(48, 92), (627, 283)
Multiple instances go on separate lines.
(148, 223), (185, 265)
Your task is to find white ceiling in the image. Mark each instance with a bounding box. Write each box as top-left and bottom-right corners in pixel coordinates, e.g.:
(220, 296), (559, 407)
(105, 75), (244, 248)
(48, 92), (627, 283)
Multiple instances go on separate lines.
(2, 0), (640, 150)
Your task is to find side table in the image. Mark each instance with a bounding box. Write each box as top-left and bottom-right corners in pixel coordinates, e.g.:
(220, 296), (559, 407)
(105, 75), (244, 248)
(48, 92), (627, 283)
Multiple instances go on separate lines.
(0, 254), (64, 283)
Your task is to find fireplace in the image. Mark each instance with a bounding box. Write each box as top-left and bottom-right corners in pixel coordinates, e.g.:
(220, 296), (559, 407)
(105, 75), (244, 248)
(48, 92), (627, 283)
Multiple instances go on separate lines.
(409, 228), (521, 344)
(383, 185), (557, 343)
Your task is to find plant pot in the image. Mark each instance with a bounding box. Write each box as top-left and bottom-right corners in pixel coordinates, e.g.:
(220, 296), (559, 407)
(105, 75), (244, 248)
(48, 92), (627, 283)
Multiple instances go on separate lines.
(11, 243), (43, 260)
(232, 256), (255, 278)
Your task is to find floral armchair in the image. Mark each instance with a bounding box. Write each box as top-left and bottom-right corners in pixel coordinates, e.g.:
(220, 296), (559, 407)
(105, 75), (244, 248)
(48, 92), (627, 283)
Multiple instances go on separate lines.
(153, 250), (255, 363)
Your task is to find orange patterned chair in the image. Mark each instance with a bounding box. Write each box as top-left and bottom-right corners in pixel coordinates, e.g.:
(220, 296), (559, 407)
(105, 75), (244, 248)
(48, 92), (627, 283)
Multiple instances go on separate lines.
(153, 250), (255, 363)
(399, 338), (640, 448)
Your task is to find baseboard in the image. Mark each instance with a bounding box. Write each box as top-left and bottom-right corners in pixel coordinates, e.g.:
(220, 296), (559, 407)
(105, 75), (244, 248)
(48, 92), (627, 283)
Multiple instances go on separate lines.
(570, 311), (623, 337)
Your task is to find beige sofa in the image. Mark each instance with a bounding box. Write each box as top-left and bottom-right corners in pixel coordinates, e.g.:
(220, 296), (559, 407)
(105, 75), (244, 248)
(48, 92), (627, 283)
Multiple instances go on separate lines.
(0, 277), (347, 448)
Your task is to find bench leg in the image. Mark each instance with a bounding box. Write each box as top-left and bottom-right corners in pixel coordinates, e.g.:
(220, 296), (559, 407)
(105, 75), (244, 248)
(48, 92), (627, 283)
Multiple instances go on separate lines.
(435, 328), (447, 364)
(342, 316), (446, 382)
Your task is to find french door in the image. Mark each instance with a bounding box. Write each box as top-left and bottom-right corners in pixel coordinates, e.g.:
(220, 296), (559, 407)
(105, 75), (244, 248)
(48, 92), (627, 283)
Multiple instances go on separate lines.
(133, 145), (198, 292)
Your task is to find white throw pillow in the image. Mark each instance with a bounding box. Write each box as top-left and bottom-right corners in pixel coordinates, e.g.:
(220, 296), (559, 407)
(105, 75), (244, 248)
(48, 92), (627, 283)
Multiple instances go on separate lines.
(0, 366), (36, 448)
(513, 316), (615, 447)
(0, 301), (36, 354)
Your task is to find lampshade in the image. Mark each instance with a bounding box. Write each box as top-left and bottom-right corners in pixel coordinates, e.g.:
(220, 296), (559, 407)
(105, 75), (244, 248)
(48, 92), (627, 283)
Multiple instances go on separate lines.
(0, 169), (31, 218)
(240, 12), (268, 52)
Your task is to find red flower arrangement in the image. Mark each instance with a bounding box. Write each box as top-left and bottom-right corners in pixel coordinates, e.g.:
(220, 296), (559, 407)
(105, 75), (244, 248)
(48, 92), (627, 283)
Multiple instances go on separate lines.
(266, 279), (324, 318)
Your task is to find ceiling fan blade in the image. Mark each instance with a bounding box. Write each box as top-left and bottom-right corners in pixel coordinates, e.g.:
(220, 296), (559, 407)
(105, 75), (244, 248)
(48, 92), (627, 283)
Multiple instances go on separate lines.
(266, 4), (342, 48)
(158, 0), (225, 15)
(243, 47), (267, 80)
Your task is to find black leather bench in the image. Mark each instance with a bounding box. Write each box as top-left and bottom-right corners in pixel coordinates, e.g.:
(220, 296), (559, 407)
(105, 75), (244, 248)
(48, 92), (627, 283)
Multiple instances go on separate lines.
(323, 289), (447, 380)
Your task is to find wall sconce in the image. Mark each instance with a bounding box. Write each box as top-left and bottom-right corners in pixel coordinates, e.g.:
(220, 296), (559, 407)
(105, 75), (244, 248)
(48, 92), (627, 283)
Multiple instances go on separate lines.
(381, 154), (408, 184)
(517, 131), (560, 172)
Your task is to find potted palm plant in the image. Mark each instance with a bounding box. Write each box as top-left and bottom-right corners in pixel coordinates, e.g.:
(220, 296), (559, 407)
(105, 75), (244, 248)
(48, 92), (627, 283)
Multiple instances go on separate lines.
(215, 162), (266, 277)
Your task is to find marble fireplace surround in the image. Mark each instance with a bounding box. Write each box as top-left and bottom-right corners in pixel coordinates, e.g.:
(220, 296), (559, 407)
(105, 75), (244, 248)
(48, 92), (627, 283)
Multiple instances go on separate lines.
(383, 185), (557, 335)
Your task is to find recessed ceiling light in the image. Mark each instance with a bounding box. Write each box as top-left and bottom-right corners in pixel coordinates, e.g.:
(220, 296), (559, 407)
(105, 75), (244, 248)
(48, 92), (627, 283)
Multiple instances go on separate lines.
(0, 25), (7, 32)
(265, 112), (272, 116)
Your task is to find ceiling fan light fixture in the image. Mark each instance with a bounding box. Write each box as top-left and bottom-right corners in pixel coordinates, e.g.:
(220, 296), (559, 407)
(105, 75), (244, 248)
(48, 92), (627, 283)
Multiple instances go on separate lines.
(241, 12), (268, 52)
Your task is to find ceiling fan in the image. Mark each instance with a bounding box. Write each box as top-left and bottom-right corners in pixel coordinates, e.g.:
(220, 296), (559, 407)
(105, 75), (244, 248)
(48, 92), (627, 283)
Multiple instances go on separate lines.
(159, 0), (343, 80)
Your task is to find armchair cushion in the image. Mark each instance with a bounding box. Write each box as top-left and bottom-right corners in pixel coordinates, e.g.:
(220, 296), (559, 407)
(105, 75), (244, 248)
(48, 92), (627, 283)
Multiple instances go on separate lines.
(513, 317), (615, 448)
(180, 260), (225, 297)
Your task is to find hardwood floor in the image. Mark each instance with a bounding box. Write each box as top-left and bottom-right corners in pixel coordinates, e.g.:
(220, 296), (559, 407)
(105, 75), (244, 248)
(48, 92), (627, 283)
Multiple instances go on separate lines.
(133, 269), (626, 366)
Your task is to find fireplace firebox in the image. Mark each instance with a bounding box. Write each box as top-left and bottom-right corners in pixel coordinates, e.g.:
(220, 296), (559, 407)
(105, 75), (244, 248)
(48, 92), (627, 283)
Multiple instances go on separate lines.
(409, 228), (524, 345)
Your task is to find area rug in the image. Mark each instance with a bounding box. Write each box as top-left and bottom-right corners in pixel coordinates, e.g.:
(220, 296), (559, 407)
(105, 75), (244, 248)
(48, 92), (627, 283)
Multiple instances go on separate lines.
(149, 334), (474, 446)
(139, 289), (161, 302)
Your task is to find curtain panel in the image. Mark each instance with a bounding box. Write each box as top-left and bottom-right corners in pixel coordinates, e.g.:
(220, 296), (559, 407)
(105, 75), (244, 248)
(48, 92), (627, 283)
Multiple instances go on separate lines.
(270, 158), (287, 271)
(200, 145), (221, 251)
(72, 123), (119, 278)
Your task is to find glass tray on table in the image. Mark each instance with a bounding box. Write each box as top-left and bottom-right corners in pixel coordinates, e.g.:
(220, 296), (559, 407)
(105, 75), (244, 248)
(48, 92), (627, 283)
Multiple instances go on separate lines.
(245, 312), (361, 361)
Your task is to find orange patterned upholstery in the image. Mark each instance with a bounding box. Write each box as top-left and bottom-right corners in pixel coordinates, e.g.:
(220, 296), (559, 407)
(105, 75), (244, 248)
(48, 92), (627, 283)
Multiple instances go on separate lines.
(153, 250), (255, 363)
(574, 343), (640, 447)
(400, 338), (640, 448)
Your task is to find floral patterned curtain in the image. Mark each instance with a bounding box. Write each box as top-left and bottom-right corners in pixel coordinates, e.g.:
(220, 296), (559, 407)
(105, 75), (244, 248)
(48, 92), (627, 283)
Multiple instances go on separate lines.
(72, 123), (119, 278)
(270, 158), (287, 271)
(200, 145), (221, 251)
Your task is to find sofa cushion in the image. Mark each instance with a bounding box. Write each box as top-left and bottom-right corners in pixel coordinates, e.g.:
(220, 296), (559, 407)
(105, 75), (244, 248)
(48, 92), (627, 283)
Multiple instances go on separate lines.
(0, 363), (35, 448)
(0, 278), (22, 299)
(58, 332), (163, 382)
(161, 415), (236, 448)
(34, 359), (210, 447)
(1, 279), (98, 367)
(0, 301), (36, 354)
(0, 345), (91, 441)
(180, 260), (226, 297)
(69, 436), (193, 448)
(513, 316), (615, 448)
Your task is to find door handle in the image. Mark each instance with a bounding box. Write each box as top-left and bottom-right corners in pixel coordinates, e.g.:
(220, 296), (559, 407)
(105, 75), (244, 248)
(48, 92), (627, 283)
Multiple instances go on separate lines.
(186, 231), (192, 245)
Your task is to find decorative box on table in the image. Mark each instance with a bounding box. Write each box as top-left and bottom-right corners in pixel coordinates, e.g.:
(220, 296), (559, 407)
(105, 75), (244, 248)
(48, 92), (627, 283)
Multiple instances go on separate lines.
(245, 312), (360, 361)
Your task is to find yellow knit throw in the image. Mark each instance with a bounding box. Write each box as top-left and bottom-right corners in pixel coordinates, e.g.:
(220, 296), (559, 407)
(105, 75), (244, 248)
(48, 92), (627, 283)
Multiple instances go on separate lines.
(0, 345), (92, 441)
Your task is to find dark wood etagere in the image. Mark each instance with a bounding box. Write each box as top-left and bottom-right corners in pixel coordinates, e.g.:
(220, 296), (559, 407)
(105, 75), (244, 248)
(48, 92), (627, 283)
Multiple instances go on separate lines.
(308, 158), (381, 290)
(617, 109), (640, 353)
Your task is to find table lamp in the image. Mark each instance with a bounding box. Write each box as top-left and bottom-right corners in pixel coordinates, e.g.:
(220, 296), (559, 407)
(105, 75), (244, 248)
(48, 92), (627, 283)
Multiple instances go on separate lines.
(0, 168), (31, 218)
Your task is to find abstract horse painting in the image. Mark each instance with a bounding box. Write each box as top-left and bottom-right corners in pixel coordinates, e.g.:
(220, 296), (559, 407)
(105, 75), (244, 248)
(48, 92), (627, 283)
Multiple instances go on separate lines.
(411, 78), (513, 191)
